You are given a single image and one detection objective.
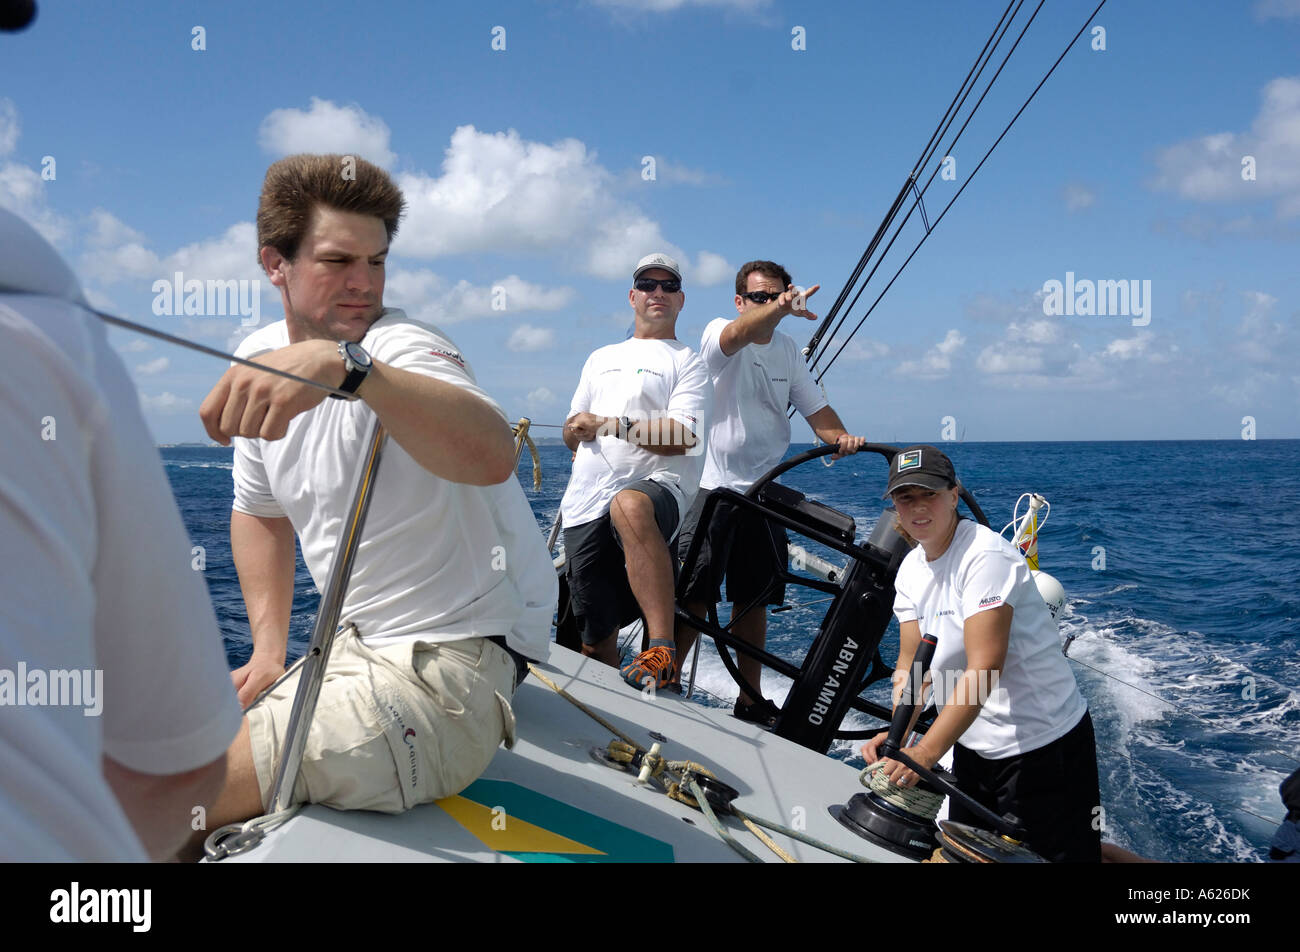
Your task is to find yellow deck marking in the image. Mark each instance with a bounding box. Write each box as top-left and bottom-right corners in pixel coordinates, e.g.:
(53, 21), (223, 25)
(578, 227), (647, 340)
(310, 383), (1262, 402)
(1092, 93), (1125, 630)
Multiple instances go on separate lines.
(436, 795), (605, 855)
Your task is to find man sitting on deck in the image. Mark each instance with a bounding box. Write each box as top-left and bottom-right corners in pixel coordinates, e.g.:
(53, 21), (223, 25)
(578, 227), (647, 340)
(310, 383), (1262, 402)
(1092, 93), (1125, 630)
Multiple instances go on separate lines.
(194, 154), (555, 841)
(560, 254), (711, 691)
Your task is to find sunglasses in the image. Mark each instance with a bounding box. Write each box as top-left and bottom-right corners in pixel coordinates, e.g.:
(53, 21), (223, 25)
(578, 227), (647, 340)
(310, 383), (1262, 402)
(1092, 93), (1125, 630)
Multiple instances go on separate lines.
(635, 277), (682, 294)
(740, 290), (783, 305)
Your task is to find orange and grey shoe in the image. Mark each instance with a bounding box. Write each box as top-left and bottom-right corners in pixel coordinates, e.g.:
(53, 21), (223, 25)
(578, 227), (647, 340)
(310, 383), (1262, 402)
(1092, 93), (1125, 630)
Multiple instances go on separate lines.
(621, 638), (678, 691)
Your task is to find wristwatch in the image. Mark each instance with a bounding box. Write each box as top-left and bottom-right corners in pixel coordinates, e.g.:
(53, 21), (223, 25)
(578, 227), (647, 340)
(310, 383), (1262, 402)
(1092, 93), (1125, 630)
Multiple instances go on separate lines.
(330, 341), (372, 399)
(618, 415), (634, 441)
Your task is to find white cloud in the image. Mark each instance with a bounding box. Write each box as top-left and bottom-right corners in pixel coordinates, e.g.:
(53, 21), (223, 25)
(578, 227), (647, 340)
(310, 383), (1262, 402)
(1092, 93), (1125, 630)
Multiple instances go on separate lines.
(1102, 332), (1153, 360)
(1230, 290), (1298, 367)
(1150, 76), (1300, 218)
(1062, 183), (1095, 211)
(386, 269), (575, 325)
(691, 251), (732, 286)
(79, 209), (162, 282)
(166, 222), (263, 282)
(1007, 318), (1064, 346)
(86, 207), (145, 248)
(1254, 0), (1300, 20)
(180, 317), (250, 342)
(526, 386), (558, 406)
(117, 338), (151, 353)
(977, 345), (1044, 375)
(395, 125), (726, 279)
(841, 339), (890, 361)
(630, 157), (729, 187)
(135, 356), (170, 375)
(0, 159), (69, 249)
(139, 392), (193, 414)
(258, 98), (396, 168)
(0, 101), (71, 246)
(0, 98), (18, 157)
(896, 329), (964, 378)
(591, 0), (771, 12)
(80, 216), (263, 288)
(507, 324), (556, 352)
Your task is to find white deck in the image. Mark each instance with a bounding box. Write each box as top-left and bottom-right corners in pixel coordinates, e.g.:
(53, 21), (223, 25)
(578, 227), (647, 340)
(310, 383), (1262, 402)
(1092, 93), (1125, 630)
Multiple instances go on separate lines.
(218, 642), (909, 863)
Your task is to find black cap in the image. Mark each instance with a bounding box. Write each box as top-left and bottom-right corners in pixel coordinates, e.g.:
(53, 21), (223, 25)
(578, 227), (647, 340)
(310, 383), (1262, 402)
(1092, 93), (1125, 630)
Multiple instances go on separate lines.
(881, 445), (957, 499)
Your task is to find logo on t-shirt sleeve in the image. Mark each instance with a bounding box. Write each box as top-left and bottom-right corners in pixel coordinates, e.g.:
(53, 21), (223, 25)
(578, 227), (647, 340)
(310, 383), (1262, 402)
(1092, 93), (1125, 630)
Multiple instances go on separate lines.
(428, 346), (465, 368)
(978, 594), (1003, 608)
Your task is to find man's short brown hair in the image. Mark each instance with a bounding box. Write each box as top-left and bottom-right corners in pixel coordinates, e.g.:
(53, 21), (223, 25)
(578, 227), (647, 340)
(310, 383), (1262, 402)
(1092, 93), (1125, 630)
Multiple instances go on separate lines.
(735, 260), (792, 296)
(256, 154), (406, 271)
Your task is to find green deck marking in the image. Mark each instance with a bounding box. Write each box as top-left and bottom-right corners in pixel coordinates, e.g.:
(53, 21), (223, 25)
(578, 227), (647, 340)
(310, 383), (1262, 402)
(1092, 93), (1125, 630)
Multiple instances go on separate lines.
(459, 779), (675, 863)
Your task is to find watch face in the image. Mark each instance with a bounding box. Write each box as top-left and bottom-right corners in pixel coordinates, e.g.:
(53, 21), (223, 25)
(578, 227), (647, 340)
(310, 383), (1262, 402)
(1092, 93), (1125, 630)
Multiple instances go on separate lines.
(343, 341), (372, 369)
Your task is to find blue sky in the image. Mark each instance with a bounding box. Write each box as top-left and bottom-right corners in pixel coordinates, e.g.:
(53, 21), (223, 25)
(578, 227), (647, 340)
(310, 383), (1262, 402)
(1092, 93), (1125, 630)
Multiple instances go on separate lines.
(3, 0), (1298, 443)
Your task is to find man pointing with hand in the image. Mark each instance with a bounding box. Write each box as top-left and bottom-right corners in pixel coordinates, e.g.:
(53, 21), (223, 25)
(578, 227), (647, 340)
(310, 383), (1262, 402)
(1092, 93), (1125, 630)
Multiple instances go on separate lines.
(675, 260), (866, 724)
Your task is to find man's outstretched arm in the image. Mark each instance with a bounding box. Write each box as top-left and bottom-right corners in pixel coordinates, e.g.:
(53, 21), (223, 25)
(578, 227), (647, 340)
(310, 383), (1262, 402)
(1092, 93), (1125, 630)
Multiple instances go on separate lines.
(199, 341), (516, 487)
(718, 284), (820, 356)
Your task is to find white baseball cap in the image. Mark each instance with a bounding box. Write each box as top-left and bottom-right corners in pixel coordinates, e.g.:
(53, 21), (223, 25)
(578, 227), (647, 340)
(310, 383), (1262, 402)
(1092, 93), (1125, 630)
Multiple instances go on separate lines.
(633, 253), (682, 284)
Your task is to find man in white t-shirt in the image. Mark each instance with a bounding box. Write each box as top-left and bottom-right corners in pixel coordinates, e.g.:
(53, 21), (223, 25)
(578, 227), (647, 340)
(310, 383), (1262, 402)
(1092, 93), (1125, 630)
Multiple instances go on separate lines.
(560, 253), (711, 690)
(192, 155), (555, 841)
(1, 207), (242, 861)
(675, 260), (865, 725)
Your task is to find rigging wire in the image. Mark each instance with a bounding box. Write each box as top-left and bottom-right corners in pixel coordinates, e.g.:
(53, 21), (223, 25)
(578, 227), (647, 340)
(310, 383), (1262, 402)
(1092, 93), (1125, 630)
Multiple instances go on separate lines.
(807, 0), (1025, 368)
(804, 0), (1107, 388)
(812, 0), (1047, 379)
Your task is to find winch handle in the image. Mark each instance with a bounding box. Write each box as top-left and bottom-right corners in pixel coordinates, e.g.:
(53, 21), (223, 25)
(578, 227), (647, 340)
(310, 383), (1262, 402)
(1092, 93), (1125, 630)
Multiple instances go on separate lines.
(879, 641), (1027, 839)
(881, 633), (937, 757)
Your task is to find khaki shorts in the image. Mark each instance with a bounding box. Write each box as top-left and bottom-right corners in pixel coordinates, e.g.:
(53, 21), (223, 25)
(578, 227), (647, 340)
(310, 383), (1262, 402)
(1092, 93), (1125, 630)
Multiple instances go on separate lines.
(247, 627), (518, 813)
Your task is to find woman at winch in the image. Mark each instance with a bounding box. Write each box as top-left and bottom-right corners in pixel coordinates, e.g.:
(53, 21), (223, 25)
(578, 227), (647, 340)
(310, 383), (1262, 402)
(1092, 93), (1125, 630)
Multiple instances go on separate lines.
(861, 445), (1102, 863)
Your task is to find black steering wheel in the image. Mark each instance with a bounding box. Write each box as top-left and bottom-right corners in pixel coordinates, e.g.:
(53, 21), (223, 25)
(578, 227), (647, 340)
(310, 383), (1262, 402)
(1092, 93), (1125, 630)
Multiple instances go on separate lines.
(746, 441), (990, 527)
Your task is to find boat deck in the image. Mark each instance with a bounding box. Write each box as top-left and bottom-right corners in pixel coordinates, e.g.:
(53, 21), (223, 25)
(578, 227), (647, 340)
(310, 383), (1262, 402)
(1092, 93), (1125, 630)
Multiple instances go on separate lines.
(218, 642), (908, 863)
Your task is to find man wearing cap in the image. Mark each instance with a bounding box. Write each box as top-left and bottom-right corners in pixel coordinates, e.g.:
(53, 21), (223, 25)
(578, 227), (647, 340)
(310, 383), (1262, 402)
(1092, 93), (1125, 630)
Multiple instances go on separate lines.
(674, 260), (865, 724)
(560, 254), (711, 689)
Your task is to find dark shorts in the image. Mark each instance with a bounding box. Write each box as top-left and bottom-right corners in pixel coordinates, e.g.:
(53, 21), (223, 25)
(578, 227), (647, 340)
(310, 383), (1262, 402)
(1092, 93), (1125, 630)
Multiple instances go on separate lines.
(948, 709), (1102, 863)
(678, 490), (788, 608)
(563, 479), (680, 647)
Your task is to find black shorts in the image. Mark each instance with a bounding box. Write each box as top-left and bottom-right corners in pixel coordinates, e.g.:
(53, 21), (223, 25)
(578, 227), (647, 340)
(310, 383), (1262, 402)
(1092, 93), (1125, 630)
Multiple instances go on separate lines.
(563, 479), (680, 646)
(948, 709), (1102, 863)
(677, 490), (788, 608)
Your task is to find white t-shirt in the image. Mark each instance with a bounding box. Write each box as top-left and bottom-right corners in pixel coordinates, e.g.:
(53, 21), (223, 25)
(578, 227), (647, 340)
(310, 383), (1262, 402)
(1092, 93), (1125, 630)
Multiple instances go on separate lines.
(231, 311), (555, 659)
(0, 285), (243, 859)
(697, 319), (828, 492)
(559, 337), (712, 528)
(892, 519), (1086, 759)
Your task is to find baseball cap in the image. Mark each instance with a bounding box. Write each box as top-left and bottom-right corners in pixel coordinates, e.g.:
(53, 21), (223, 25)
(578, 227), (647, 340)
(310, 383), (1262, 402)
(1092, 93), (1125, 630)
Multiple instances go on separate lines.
(881, 445), (958, 499)
(633, 253), (682, 284)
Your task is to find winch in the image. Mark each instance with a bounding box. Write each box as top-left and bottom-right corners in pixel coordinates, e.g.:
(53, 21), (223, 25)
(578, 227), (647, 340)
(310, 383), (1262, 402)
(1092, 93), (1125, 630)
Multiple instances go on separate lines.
(830, 631), (1048, 863)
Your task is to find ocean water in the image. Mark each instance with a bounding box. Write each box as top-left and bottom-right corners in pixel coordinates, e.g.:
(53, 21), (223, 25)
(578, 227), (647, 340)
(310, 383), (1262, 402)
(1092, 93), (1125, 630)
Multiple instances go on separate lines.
(163, 438), (1299, 863)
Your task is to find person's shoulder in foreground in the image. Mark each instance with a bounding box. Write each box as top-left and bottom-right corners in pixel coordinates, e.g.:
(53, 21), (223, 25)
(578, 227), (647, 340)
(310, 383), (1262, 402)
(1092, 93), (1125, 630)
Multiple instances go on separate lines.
(1, 207), (241, 861)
